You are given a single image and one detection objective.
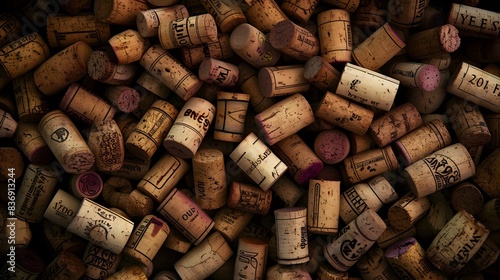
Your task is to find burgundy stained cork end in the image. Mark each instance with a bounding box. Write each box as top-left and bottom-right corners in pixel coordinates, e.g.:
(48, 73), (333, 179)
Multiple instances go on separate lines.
(439, 24), (461, 53)
(393, 140), (412, 167)
(418, 64), (440, 91)
(270, 20), (295, 50)
(115, 87), (141, 113)
(296, 161), (324, 185)
(314, 130), (351, 164)
(385, 236), (417, 258)
(75, 171), (103, 199)
(29, 145), (54, 165)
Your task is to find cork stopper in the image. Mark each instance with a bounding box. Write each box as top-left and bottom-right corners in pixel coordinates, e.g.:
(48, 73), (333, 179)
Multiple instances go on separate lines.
(163, 226), (192, 253)
(270, 20), (319, 62)
(448, 4), (500, 38)
(87, 50), (137, 85)
(388, 192), (431, 231)
(0, 109), (17, 138)
(136, 72), (170, 99)
(213, 207), (254, 242)
(342, 146), (399, 184)
(357, 247), (398, 280)
(198, 0), (246, 33)
(274, 207), (309, 265)
(407, 24), (461, 60)
(317, 9), (352, 63)
(376, 220), (417, 249)
(193, 148), (227, 210)
(473, 148), (500, 198)
(227, 181), (272, 215)
(88, 119), (125, 172)
(44, 189), (80, 228)
(105, 86), (141, 113)
(214, 91), (250, 142)
(307, 180), (340, 234)
(303, 56), (341, 92)
(136, 5), (189, 38)
(12, 72), (51, 122)
(109, 29), (150, 64)
(94, 0), (149, 26)
(13, 121), (53, 164)
(245, 0), (288, 33)
(233, 237), (268, 280)
(159, 14), (218, 49)
(46, 14), (111, 48)
(258, 65), (310, 97)
(314, 130), (350, 165)
(198, 58), (239, 87)
(70, 171), (103, 200)
(451, 182), (484, 215)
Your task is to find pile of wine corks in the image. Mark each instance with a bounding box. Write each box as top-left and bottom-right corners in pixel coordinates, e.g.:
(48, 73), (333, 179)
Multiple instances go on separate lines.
(1, 0), (500, 279)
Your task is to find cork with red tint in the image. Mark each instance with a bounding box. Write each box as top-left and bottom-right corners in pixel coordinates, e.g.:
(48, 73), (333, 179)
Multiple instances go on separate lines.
(270, 20), (319, 62)
(314, 130), (350, 165)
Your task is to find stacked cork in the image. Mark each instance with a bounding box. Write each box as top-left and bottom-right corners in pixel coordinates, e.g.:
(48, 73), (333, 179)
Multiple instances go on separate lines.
(1, 0), (500, 279)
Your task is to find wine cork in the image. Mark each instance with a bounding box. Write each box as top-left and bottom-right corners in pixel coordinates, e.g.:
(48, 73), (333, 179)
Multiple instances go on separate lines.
(340, 175), (398, 224)
(393, 119), (452, 166)
(41, 219), (86, 255)
(229, 132), (288, 191)
(448, 3), (500, 38)
(315, 91), (375, 135)
(233, 237), (268, 280)
(70, 171), (103, 200)
(43, 189), (81, 228)
(237, 62), (276, 113)
(473, 147), (500, 198)
(270, 20), (319, 62)
(356, 247), (399, 280)
(193, 148), (227, 210)
(387, 62), (441, 91)
(385, 237), (447, 280)
(87, 50), (137, 85)
(125, 100), (178, 160)
(313, 130), (350, 165)
(94, 0), (150, 26)
(0, 33), (51, 90)
(321, 0), (360, 12)
(317, 9), (352, 63)
(174, 231), (233, 280)
(198, 0), (246, 33)
(106, 266), (147, 280)
(214, 91), (250, 142)
(348, 132), (376, 154)
(46, 14), (111, 48)
(303, 56), (341, 92)
(227, 181), (272, 215)
(387, 0), (428, 28)
(406, 24), (461, 60)
(451, 181), (484, 215)
(352, 23), (406, 71)
(229, 23), (281, 68)
(336, 63), (400, 111)
(273, 133), (323, 184)
(258, 65), (310, 97)
(415, 199), (454, 242)
(101, 176), (133, 208)
(274, 207), (309, 265)
(213, 207), (254, 241)
(104, 153), (152, 181)
(105, 85), (140, 113)
(1, 248), (45, 280)
(163, 226), (192, 253)
(39, 110), (95, 174)
(13, 121), (52, 164)
(181, 33), (234, 69)
(109, 29), (150, 64)
(59, 83), (116, 125)
(255, 93), (314, 145)
(342, 146), (399, 184)
(352, 0), (387, 32)
(158, 14), (218, 49)
(163, 97), (215, 159)
(198, 58), (239, 87)
(281, 0), (318, 23)
(447, 62), (500, 113)
(136, 5), (189, 37)
(0, 109), (17, 138)
(406, 70), (450, 114)
(0, 13), (21, 46)
(245, 0), (288, 33)
(404, 143), (475, 198)
(87, 119), (125, 172)
(459, 237), (500, 276)
(324, 209), (386, 272)
(376, 220), (417, 249)
(307, 180), (340, 234)
(446, 96), (492, 147)
(140, 44), (203, 100)
(33, 41), (93, 96)
(12, 71), (50, 122)
(38, 250), (86, 280)
(388, 192), (431, 231)
(157, 188), (214, 245)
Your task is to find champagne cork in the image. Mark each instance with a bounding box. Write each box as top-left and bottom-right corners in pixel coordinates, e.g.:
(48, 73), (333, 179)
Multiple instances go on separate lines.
(123, 215), (170, 266)
(0, 109), (17, 138)
(352, 0), (387, 32)
(59, 83), (116, 125)
(348, 132), (376, 154)
(227, 181), (272, 215)
(446, 96), (492, 147)
(387, 0), (428, 28)
(387, 61), (441, 91)
(447, 62), (500, 113)
(307, 180), (340, 234)
(38, 250), (86, 280)
(451, 181), (484, 215)
(356, 247), (399, 280)
(158, 14), (218, 49)
(245, 0), (288, 33)
(385, 237), (447, 280)
(105, 85), (140, 113)
(1, 249), (45, 280)
(12, 71), (50, 122)
(473, 147), (500, 198)
(198, 0), (246, 33)
(229, 23), (281, 68)
(233, 237), (268, 280)
(274, 207), (309, 265)
(13, 121), (52, 164)
(448, 3), (500, 38)
(303, 56), (341, 92)
(198, 58), (239, 87)
(33, 41), (93, 96)
(237, 62), (276, 113)
(369, 103), (422, 147)
(41, 219), (86, 255)
(270, 20), (319, 62)
(39, 110), (95, 174)
(315, 91), (375, 135)
(140, 44), (203, 100)
(336, 63), (400, 111)
(342, 146), (399, 185)
(44, 189), (80, 229)
(0, 33), (51, 90)
(324, 209), (386, 272)
(181, 33), (234, 69)
(174, 231), (233, 280)
(0, 13), (21, 46)
(317, 9), (352, 63)
(458, 237), (500, 276)
(157, 188), (214, 245)
(388, 192), (431, 231)
(377, 220), (417, 249)
(406, 24), (461, 60)
(229, 132), (288, 191)
(94, 0), (150, 26)
(108, 29), (150, 64)
(136, 72), (170, 99)
(87, 50), (137, 85)
(14, 164), (59, 223)
(404, 143), (475, 198)
(393, 119), (452, 166)
(271, 176), (306, 208)
(426, 210), (490, 274)
(163, 226), (192, 253)
(70, 171), (103, 200)
(125, 100), (178, 160)
(106, 266), (147, 280)
(136, 5), (189, 38)
(163, 97), (215, 159)
(46, 14), (111, 48)
(193, 148), (227, 210)
(213, 207), (254, 241)
(87, 119), (125, 172)
(258, 65), (310, 97)
(352, 23), (406, 71)
(313, 130), (350, 165)
(214, 91), (250, 142)
(415, 199), (454, 242)
(105, 153), (152, 181)
(339, 175), (398, 224)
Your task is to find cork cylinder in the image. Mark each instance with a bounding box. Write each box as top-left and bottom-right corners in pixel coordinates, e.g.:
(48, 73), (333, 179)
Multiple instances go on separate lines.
(227, 181), (272, 215)
(39, 110), (95, 174)
(258, 65), (310, 97)
(270, 20), (319, 62)
(174, 231), (233, 280)
(33, 41), (93, 96)
(406, 24), (461, 60)
(87, 50), (137, 85)
(340, 175), (398, 224)
(244, 0), (288, 33)
(317, 9), (352, 63)
(0, 109), (17, 138)
(38, 250), (86, 280)
(140, 44), (203, 100)
(230, 132), (288, 191)
(101, 176), (133, 208)
(13, 122), (52, 164)
(12, 72), (50, 122)
(163, 227), (192, 253)
(46, 14), (111, 48)
(352, 23), (406, 71)
(342, 146), (399, 184)
(458, 237), (500, 276)
(193, 148), (227, 210)
(108, 29), (149, 64)
(136, 5), (189, 38)
(387, 192), (431, 231)
(105, 85), (140, 113)
(213, 207), (254, 242)
(313, 130), (350, 165)
(70, 171), (103, 200)
(214, 91), (250, 142)
(324, 208), (387, 272)
(137, 153), (190, 203)
(198, 0), (246, 33)
(233, 237), (268, 280)
(404, 143), (475, 198)
(303, 56), (341, 93)
(451, 181), (484, 215)
(157, 188), (214, 245)
(349, 132), (376, 154)
(237, 62), (275, 113)
(446, 97), (491, 147)
(87, 119), (125, 172)
(387, 62), (441, 91)
(356, 247), (399, 280)
(307, 179), (340, 234)
(43, 190), (80, 228)
(473, 147), (500, 198)
(448, 3), (500, 38)
(387, 0), (428, 28)
(198, 58), (239, 87)
(274, 207), (309, 265)
(125, 100), (178, 161)
(181, 33), (234, 69)
(94, 0), (150, 26)
(158, 14), (218, 49)
(163, 97), (215, 159)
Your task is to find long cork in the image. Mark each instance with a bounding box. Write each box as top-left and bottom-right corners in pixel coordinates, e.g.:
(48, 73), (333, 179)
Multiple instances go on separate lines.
(317, 9), (352, 63)
(406, 24), (461, 60)
(258, 65), (310, 97)
(109, 29), (150, 64)
(198, 58), (239, 87)
(307, 179), (340, 234)
(233, 237), (268, 280)
(274, 207), (309, 265)
(214, 91), (250, 142)
(105, 85), (141, 113)
(46, 14), (111, 48)
(342, 146), (399, 184)
(158, 14), (218, 49)
(213, 207), (254, 242)
(181, 34), (234, 69)
(448, 3), (500, 38)
(270, 20), (319, 62)
(193, 148), (227, 210)
(227, 181), (272, 215)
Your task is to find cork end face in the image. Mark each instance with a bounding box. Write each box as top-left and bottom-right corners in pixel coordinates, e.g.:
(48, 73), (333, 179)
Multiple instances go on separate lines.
(116, 88), (140, 113)
(418, 64), (441, 92)
(257, 67), (274, 97)
(388, 203), (413, 231)
(63, 150), (96, 174)
(124, 142), (152, 162)
(314, 130), (351, 164)
(295, 161), (324, 185)
(392, 140), (412, 167)
(163, 140), (196, 159)
(229, 23), (254, 51)
(28, 146), (54, 165)
(270, 20), (294, 50)
(439, 24), (460, 53)
(303, 56), (325, 79)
